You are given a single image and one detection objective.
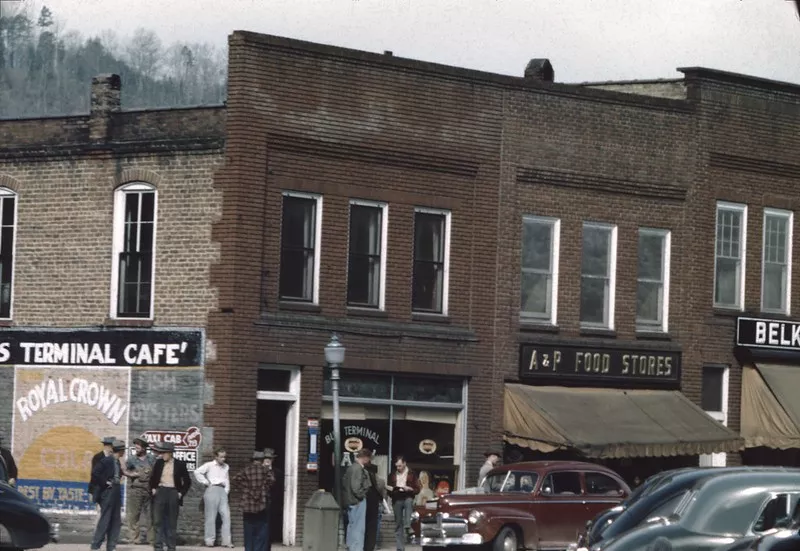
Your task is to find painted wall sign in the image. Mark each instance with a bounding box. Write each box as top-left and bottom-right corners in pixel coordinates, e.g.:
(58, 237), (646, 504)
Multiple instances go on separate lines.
(0, 329), (202, 367)
(519, 342), (681, 387)
(737, 317), (800, 350)
(139, 427), (201, 472)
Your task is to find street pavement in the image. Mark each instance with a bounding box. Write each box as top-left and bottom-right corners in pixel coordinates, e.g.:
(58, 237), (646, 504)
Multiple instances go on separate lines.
(40, 544), (424, 551)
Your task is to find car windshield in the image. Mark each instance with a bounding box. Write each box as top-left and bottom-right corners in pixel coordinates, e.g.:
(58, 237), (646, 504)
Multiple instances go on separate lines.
(482, 471), (539, 493)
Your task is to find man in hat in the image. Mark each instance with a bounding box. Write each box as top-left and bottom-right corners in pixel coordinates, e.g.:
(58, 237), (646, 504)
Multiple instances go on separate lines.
(342, 448), (373, 551)
(149, 441), (192, 551)
(0, 433), (17, 486)
(262, 448), (279, 551)
(89, 437), (117, 505)
(478, 451), (501, 487)
(126, 437), (156, 545)
(90, 439), (127, 551)
(194, 447), (232, 548)
(233, 450), (275, 551)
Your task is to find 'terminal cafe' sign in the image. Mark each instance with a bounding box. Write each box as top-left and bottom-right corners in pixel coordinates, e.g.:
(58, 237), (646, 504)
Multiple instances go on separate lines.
(737, 317), (800, 350)
(518, 342), (681, 387)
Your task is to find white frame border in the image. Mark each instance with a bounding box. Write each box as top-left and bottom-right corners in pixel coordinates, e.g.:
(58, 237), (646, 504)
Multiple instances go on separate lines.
(636, 227), (671, 333)
(520, 215), (560, 326)
(413, 207), (452, 316)
(280, 191), (323, 305)
(761, 207), (793, 315)
(347, 199), (389, 311)
(713, 201), (747, 311)
(0, 187), (18, 321)
(580, 221), (617, 330)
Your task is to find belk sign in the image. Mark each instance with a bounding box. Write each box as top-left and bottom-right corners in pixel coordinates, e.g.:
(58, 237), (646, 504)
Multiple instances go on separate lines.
(737, 317), (800, 350)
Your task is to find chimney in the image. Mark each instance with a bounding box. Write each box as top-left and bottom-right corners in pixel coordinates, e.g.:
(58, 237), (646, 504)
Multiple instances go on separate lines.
(89, 74), (121, 143)
(524, 59), (554, 83)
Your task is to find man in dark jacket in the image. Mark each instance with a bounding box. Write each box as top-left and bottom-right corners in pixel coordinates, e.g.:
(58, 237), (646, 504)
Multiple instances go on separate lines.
(90, 440), (126, 551)
(0, 433), (17, 486)
(149, 441), (192, 551)
(89, 436), (116, 504)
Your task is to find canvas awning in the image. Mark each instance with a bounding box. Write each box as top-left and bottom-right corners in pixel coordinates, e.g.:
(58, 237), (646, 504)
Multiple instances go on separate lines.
(503, 383), (743, 459)
(741, 364), (800, 449)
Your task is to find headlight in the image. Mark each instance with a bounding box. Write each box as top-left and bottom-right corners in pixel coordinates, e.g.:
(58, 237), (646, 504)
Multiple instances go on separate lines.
(411, 511), (419, 521)
(468, 510), (484, 524)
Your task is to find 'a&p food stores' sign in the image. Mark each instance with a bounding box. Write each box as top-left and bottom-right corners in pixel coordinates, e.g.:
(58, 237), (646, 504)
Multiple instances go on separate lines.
(7, 328), (203, 511)
(518, 341), (681, 388)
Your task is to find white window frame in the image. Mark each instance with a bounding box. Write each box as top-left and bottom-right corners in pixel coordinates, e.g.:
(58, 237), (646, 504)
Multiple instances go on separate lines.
(580, 222), (618, 330)
(636, 228), (671, 333)
(0, 188), (17, 321)
(280, 191), (323, 305)
(714, 201), (747, 310)
(700, 365), (729, 468)
(520, 215), (560, 325)
(109, 182), (158, 320)
(761, 208), (793, 315)
(347, 200), (389, 311)
(412, 207), (451, 316)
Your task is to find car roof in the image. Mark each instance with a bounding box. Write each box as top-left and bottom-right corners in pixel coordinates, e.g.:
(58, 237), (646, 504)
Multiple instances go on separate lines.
(486, 460), (622, 476)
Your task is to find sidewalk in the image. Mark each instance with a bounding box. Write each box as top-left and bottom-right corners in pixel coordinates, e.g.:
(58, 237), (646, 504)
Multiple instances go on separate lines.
(40, 544), (423, 551)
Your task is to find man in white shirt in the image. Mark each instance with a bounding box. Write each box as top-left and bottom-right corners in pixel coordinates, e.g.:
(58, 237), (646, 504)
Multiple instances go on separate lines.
(194, 448), (232, 547)
(478, 450), (501, 487)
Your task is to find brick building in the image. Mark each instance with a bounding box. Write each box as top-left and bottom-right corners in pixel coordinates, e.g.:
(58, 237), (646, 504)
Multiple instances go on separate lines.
(0, 74), (224, 539)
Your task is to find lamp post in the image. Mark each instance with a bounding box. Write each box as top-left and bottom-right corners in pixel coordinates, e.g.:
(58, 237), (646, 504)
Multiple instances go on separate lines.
(324, 333), (346, 510)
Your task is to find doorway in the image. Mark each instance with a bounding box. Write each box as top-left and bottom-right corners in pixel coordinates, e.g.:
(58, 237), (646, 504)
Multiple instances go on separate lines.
(256, 400), (289, 543)
(255, 366), (300, 545)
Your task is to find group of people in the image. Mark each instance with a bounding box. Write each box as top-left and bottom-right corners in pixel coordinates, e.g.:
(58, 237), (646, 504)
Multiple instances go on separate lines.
(88, 436), (278, 551)
(342, 449), (421, 551)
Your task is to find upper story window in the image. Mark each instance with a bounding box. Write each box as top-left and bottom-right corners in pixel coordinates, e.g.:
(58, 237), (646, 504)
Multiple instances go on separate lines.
(714, 201), (747, 310)
(580, 222), (617, 330)
(0, 189), (17, 319)
(521, 216), (560, 325)
(110, 183), (157, 319)
(279, 192), (322, 304)
(347, 201), (388, 309)
(412, 208), (451, 315)
(637, 228), (671, 333)
(762, 208), (793, 314)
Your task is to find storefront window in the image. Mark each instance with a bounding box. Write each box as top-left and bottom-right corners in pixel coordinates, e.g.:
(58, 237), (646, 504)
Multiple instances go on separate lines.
(322, 373), (391, 400)
(393, 376), (462, 403)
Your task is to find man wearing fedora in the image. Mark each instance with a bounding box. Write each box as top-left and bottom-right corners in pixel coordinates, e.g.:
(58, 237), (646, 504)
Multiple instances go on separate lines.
(126, 437), (156, 545)
(194, 447), (232, 548)
(90, 439), (127, 551)
(0, 433), (17, 486)
(89, 437), (117, 506)
(478, 451), (501, 487)
(233, 450), (275, 551)
(149, 441), (192, 551)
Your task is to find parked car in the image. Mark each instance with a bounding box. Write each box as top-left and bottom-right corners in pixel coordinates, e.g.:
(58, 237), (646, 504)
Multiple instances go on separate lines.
(0, 481), (59, 550)
(715, 495), (800, 551)
(418, 461), (630, 551)
(589, 471), (800, 551)
(577, 467), (798, 550)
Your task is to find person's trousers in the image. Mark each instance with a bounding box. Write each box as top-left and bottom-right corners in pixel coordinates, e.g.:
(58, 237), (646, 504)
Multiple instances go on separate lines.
(91, 484), (122, 551)
(203, 485), (232, 546)
(265, 503), (272, 551)
(242, 511), (268, 551)
(346, 499), (367, 551)
(392, 498), (413, 551)
(127, 487), (154, 544)
(152, 487), (180, 551)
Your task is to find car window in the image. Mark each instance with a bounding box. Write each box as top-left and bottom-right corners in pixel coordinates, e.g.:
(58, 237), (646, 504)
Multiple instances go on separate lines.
(753, 493), (794, 533)
(649, 490), (691, 520)
(541, 472), (582, 496)
(586, 472), (624, 496)
(482, 471), (539, 493)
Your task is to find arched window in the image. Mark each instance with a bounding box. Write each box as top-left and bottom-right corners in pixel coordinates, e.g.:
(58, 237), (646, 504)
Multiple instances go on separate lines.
(0, 187), (17, 319)
(110, 182), (157, 319)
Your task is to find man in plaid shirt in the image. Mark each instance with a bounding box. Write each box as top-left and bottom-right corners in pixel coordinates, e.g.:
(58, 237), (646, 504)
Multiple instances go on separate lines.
(233, 450), (275, 551)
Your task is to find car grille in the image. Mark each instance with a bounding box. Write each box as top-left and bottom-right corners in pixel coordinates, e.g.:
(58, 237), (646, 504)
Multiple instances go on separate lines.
(420, 513), (469, 538)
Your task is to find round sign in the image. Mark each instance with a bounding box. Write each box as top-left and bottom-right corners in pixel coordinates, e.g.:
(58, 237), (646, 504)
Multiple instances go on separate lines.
(419, 439), (437, 455)
(345, 437), (363, 453)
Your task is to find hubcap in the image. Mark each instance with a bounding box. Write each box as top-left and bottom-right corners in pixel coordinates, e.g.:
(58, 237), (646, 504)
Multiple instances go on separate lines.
(503, 534), (516, 551)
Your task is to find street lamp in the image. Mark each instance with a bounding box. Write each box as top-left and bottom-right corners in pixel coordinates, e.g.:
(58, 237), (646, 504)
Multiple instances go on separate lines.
(324, 333), (346, 510)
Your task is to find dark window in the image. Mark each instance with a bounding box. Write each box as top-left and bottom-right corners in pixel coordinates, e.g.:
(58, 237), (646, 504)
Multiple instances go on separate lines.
(347, 204), (383, 308)
(280, 195), (318, 302)
(323, 372), (391, 400)
(117, 190), (155, 318)
(482, 471), (539, 493)
(701, 365), (725, 412)
(0, 195), (14, 318)
(257, 369), (291, 392)
(412, 211), (447, 313)
(541, 472), (582, 495)
(585, 472), (623, 495)
(393, 376), (462, 403)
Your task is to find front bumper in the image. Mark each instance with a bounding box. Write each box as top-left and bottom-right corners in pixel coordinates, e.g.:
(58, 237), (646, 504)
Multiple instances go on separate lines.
(420, 516), (484, 547)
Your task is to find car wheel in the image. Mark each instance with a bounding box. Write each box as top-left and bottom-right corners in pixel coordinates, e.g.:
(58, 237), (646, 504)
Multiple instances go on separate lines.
(649, 537), (672, 551)
(493, 526), (518, 551)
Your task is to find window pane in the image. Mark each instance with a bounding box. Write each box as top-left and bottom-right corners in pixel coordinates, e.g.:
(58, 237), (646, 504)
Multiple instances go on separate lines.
(140, 192), (155, 223)
(350, 205), (381, 256)
(716, 209), (741, 258)
(2, 197), (14, 226)
(279, 249), (314, 301)
(764, 215), (788, 264)
(637, 281), (663, 325)
(414, 212), (445, 263)
(580, 276), (607, 325)
(763, 263), (787, 312)
(258, 369), (291, 392)
(522, 220), (552, 271)
(585, 473), (623, 495)
(282, 197), (316, 249)
(280, 196), (317, 301)
(139, 222), (154, 252)
(581, 226), (610, 277)
(715, 257), (740, 306)
(123, 220), (139, 253)
(347, 255), (380, 307)
(125, 193), (139, 225)
(323, 373), (391, 399)
(542, 472), (582, 495)
(638, 232), (664, 281)
(701, 366), (724, 412)
(521, 272), (551, 317)
(394, 376), (462, 403)
(412, 261), (443, 312)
